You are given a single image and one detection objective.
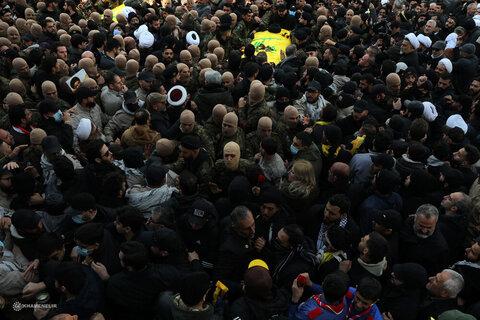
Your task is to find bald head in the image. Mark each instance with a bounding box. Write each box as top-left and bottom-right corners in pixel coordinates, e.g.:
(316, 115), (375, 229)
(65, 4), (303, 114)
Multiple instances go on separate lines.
(329, 162), (350, 183)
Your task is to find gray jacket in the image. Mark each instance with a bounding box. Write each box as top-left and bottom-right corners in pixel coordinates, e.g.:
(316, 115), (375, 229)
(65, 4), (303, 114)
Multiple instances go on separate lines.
(100, 86), (123, 116)
(104, 107), (135, 142)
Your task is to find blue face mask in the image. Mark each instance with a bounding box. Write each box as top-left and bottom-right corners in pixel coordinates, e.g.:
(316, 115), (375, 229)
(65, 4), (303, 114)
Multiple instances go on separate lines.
(72, 215), (86, 224)
(290, 144), (299, 154)
(113, 29), (122, 36)
(76, 246), (89, 257)
(53, 110), (63, 123)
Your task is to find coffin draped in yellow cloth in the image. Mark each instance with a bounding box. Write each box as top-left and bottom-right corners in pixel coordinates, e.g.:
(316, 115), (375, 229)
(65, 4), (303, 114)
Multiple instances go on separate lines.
(250, 29), (292, 64)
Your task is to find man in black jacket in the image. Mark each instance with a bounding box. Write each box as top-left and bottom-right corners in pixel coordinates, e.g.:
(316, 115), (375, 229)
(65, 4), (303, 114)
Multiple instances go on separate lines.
(194, 70), (234, 123)
(106, 241), (179, 320)
(38, 100), (74, 153)
(452, 237), (480, 314)
(399, 33), (420, 72)
(304, 194), (361, 256)
(214, 205), (263, 300)
(84, 139), (120, 200)
(399, 204), (449, 276)
(255, 190), (295, 247)
(417, 269), (464, 320)
(177, 198), (219, 272)
(58, 192), (116, 244)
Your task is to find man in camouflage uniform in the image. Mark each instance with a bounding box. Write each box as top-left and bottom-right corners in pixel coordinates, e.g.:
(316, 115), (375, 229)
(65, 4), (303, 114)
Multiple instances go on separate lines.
(209, 141), (252, 198)
(245, 116), (283, 160)
(238, 80), (270, 134)
(215, 112), (245, 160)
(171, 109), (215, 160)
(168, 135), (213, 197)
(215, 24), (234, 59)
(276, 105), (305, 158)
(232, 7), (254, 49)
(204, 104), (227, 143)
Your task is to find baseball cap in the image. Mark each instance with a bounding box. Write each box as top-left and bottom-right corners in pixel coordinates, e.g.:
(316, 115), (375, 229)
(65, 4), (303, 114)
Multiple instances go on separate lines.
(41, 136), (62, 154)
(138, 70), (155, 82)
(372, 209), (402, 231)
(306, 80), (322, 92)
(187, 198), (216, 227)
(65, 193), (96, 216)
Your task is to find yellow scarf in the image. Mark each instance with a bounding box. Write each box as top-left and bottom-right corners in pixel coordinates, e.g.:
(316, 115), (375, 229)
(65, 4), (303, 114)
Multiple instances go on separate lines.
(321, 252), (335, 265)
(313, 121), (331, 127)
(322, 144), (341, 157)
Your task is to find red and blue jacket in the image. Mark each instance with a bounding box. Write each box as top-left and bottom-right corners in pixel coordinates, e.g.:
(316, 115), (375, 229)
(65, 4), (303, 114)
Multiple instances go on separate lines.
(288, 283), (383, 320)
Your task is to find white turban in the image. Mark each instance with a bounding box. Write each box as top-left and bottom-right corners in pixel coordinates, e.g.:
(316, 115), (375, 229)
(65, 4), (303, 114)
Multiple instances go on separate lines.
(422, 101), (438, 122)
(438, 58), (453, 73)
(445, 33), (458, 49)
(417, 34), (432, 48)
(139, 32), (154, 48)
(446, 114), (468, 134)
(134, 24), (148, 39)
(76, 118), (92, 140)
(405, 33), (420, 50)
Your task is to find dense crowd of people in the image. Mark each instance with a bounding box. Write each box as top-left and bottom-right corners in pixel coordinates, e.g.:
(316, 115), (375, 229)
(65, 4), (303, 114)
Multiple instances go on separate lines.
(0, 0), (480, 318)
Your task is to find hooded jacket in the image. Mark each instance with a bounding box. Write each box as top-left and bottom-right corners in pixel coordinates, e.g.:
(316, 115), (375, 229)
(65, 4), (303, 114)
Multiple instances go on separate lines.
(230, 286), (291, 320)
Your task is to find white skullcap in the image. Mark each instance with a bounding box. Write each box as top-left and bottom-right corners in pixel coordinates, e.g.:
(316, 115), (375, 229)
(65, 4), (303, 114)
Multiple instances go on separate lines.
(422, 101), (438, 122)
(446, 114), (468, 134)
(134, 24), (148, 39)
(438, 58), (452, 73)
(139, 32), (154, 48)
(396, 62), (408, 73)
(405, 33), (420, 50)
(417, 34), (432, 48)
(76, 118), (92, 140)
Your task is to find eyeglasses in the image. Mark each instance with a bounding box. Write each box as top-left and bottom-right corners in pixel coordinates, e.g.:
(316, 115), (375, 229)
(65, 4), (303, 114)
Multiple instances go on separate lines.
(102, 150), (112, 158)
(0, 177), (11, 181)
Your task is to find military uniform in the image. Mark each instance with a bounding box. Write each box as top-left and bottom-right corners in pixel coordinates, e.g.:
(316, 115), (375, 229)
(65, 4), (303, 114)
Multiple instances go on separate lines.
(125, 75), (139, 92)
(215, 129), (246, 160)
(276, 120), (305, 158)
(204, 116), (223, 143)
(232, 20), (252, 49)
(244, 131), (284, 160)
(200, 31), (214, 53)
(168, 148), (213, 197)
(173, 124), (215, 160)
(216, 36), (234, 60)
(238, 100), (270, 134)
(210, 158), (253, 197)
